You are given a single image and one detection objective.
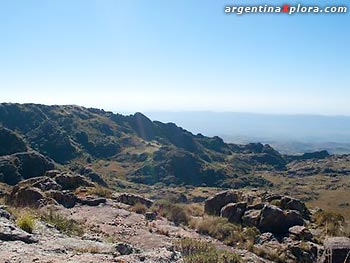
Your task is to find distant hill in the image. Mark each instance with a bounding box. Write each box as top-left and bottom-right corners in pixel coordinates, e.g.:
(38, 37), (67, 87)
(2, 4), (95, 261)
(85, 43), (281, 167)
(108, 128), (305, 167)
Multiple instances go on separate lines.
(144, 111), (350, 154)
(0, 103), (290, 188)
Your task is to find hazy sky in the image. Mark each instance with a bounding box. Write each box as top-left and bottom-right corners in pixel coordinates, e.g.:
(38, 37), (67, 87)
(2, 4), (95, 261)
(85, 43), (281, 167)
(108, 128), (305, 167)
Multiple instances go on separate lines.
(1, 0), (349, 114)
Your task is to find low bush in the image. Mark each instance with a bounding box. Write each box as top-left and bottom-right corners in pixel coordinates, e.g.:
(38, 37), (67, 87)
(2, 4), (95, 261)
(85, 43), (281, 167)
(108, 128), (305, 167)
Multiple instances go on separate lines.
(16, 213), (35, 233)
(41, 209), (84, 236)
(152, 200), (190, 226)
(313, 210), (345, 236)
(174, 238), (242, 263)
(131, 202), (148, 214)
(86, 186), (112, 198)
(196, 216), (243, 246)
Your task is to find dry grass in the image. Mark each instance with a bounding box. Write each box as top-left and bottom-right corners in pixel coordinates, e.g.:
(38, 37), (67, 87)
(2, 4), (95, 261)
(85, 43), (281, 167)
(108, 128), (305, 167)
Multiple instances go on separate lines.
(131, 202), (148, 214)
(16, 212), (35, 233)
(174, 238), (242, 263)
(87, 185), (112, 198)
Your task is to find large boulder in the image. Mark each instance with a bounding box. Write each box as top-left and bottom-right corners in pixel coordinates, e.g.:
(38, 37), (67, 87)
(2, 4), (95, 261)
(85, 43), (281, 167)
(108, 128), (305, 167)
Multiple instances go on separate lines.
(204, 190), (241, 215)
(47, 190), (77, 208)
(288, 225), (313, 241)
(0, 152), (55, 185)
(242, 209), (261, 227)
(113, 193), (154, 208)
(280, 196), (310, 218)
(259, 205), (304, 234)
(321, 237), (350, 263)
(220, 202), (247, 223)
(9, 186), (45, 207)
(54, 173), (93, 190)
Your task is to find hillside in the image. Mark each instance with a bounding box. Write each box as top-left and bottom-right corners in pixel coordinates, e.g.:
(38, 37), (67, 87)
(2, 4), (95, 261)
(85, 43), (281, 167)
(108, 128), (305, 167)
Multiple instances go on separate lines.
(0, 103), (293, 188)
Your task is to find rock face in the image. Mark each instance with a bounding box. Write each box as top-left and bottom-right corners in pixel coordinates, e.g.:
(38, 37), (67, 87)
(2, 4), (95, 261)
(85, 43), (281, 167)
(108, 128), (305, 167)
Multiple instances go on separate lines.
(0, 151), (55, 185)
(220, 202), (247, 223)
(113, 193), (154, 208)
(204, 190), (241, 215)
(322, 237), (350, 263)
(259, 205), (304, 234)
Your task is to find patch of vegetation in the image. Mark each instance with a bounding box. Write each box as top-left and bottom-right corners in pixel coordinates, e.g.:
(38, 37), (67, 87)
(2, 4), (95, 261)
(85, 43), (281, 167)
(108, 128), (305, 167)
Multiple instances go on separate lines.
(131, 202), (148, 214)
(16, 212), (35, 233)
(194, 216), (244, 246)
(270, 199), (281, 207)
(252, 247), (286, 263)
(313, 210), (346, 236)
(152, 199), (190, 226)
(41, 209), (84, 236)
(86, 185), (112, 198)
(174, 238), (242, 263)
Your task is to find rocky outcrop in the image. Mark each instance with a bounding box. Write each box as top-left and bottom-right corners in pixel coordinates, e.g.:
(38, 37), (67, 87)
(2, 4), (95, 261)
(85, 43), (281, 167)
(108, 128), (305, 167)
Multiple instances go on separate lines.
(113, 193), (154, 207)
(204, 190), (241, 215)
(321, 237), (350, 263)
(259, 205), (304, 234)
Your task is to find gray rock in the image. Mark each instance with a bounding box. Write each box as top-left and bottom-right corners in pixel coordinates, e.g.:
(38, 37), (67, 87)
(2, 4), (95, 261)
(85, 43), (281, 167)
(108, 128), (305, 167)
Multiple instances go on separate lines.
(47, 190), (77, 208)
(321, 237), (350, 263)
(78, 196), (106, 206)
(259, 205), (304, 234)
(242, 209), (261, 227)
(0, 217), (38, 244)
(256, 232), (277, 245)
(220, 202), (246, 223)
(9, 186), (45, 207)
(116, 242), (135, 255)
(54, 173), (93, 190)
(280, 196), (310, 218)
(145, 212), (157, 221)
(113, 193), (154, 208)
(204, 190), (241, 215)
(288, 225), (313, 241)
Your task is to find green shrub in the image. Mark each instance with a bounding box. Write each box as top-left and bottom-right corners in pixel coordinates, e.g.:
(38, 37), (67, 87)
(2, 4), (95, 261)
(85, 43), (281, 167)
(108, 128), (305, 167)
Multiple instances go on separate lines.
(175, 238), (242, 263)
(16, 213), (35, 233)
(41, 209), (84, 236)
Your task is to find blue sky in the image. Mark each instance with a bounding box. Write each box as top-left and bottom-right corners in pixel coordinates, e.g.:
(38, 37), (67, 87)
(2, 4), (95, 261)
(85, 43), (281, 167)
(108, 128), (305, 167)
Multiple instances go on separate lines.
(0, 0), (349, 114)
